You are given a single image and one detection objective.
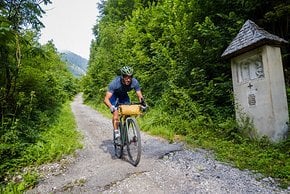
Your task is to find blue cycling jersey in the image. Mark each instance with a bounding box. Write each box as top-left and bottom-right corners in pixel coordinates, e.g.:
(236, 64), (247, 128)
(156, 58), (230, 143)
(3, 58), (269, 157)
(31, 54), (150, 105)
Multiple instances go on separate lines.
(108, 76), (141, 105)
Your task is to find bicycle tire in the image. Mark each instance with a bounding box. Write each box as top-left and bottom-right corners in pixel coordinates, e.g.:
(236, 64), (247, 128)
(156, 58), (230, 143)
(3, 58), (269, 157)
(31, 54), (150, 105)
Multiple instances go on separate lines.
(114, 123), (123, 158)
(126, 117), (141, 166)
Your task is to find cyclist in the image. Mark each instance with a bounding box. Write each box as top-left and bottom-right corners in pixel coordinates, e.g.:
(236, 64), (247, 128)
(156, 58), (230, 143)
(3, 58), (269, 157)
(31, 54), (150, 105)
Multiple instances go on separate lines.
(104, 66), (146, 140)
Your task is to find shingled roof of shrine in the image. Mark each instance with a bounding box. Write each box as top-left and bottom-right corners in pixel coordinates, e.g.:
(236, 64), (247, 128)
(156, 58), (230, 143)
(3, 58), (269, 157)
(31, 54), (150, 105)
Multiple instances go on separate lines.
(221, 20), (288, 59)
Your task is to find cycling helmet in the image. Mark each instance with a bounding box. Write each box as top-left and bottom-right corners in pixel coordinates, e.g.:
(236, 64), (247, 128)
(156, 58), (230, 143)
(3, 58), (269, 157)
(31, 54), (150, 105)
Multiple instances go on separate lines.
(120, 66), (134, 76)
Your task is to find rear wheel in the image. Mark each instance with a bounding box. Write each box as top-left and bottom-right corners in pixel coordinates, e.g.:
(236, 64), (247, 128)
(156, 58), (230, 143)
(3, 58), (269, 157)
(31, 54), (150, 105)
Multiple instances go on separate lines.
(126, 117), (141, 166)
(114, 123), (123, 158)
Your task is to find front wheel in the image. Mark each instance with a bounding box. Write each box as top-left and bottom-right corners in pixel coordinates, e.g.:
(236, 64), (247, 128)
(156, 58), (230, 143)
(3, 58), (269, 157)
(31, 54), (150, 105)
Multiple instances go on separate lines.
(126, 117), (141, 166)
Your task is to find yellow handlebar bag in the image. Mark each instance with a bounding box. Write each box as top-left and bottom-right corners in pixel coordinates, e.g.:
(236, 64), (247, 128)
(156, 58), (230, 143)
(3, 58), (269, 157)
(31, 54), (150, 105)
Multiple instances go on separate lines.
(119, 105), (141, 116)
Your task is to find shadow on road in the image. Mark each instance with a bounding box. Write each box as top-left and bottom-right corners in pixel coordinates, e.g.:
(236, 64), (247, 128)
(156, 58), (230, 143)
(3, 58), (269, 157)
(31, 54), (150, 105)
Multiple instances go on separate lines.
(99, 139), (115, 158)
(99, 139), (138, 166)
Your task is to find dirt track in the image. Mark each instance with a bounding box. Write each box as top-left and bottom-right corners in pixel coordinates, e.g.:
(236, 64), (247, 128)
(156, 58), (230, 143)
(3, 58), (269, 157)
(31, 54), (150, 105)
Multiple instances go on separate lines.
(26, 94), (289, 194)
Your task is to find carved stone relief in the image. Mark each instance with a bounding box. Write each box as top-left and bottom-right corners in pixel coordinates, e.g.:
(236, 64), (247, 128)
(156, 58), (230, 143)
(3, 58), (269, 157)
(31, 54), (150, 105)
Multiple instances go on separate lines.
(236, 54), (264, 83)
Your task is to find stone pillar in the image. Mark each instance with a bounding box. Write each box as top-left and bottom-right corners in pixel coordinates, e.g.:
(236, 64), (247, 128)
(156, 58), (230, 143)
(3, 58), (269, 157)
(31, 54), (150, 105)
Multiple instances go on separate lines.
(231, 46), (288, 141)
(222, 20), (289, 141)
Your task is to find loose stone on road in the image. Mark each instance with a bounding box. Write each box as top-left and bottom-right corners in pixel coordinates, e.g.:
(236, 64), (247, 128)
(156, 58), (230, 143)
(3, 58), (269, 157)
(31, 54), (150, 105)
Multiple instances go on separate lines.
(27, 94), (289, 194)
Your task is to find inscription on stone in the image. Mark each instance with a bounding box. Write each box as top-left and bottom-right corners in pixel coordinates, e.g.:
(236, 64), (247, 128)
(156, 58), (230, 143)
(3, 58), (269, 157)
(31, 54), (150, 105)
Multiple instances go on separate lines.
(248, 93), (256, 106)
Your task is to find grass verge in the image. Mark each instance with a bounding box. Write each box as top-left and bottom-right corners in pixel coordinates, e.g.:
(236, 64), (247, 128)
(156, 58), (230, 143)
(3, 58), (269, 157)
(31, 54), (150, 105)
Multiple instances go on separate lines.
(138, 107), (290, 189)
(2, 101), (83, 193)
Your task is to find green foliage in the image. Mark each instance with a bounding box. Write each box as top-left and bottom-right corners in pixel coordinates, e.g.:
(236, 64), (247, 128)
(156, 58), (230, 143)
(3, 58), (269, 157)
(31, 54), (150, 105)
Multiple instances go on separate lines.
(0, 0), (81, 190)
(0, 38), (79, 185)
(0, 0), (52, 31)
(1, 102), (82, 192)
(22, 102), (83, 164)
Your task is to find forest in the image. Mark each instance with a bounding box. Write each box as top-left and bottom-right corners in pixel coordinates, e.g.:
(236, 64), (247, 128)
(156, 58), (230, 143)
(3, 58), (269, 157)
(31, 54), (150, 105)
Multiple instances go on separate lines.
(0, 0), (290, 191)
(0, 0), (81, 191)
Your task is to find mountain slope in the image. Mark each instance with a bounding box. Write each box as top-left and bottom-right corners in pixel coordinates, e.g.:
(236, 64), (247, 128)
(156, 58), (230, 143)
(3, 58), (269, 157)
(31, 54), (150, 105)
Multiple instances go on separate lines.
(61, 51), (88, 77)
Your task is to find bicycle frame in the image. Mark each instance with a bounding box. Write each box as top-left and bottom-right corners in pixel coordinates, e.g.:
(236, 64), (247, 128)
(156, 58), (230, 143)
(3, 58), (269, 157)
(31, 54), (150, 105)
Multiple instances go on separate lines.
(119, 115), (129, 145)
(113, 102), (143, 166)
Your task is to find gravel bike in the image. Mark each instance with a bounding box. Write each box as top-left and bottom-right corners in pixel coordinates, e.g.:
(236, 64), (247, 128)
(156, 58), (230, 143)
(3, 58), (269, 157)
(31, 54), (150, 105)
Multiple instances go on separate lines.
(113, 102), (145, 166)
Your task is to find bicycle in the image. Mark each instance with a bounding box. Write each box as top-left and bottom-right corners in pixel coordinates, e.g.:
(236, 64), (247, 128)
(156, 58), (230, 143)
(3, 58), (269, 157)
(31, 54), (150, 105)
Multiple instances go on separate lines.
(113, 102), (146, 166)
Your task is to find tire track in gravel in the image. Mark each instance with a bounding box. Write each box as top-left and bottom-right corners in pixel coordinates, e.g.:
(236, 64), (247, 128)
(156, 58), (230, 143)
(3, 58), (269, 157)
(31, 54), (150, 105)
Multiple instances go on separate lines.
(27, 93), (289, 194)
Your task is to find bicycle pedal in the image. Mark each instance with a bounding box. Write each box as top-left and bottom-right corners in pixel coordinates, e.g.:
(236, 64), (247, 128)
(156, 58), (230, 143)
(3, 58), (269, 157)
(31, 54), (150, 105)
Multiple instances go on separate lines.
(115, 142), (121, 146)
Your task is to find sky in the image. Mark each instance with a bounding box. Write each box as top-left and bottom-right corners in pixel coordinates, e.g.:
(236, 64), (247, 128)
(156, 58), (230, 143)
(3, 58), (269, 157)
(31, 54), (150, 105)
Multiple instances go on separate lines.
(39, 0), (100, 59)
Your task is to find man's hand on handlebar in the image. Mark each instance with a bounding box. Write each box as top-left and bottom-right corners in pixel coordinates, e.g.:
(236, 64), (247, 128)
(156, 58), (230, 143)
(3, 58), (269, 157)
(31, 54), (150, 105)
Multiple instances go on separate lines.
(140, 98), (148, 112)
(110, 105), (118, 113)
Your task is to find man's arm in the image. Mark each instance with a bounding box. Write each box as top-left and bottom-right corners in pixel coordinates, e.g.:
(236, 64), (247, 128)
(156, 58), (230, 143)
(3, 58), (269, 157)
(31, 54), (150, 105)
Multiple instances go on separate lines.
(104, 91), (118, 113)
(136, 90), (144, 102)
(104, 91), (113, 108)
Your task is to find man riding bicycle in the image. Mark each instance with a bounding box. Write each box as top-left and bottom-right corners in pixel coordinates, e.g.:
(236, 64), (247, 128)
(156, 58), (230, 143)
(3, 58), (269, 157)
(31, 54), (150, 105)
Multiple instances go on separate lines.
(104, 66), (146, 140)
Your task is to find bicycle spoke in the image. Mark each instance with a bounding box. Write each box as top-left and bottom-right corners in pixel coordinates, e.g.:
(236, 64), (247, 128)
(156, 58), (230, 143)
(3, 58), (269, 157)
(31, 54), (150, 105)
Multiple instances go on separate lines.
(126, 117), (141, 166)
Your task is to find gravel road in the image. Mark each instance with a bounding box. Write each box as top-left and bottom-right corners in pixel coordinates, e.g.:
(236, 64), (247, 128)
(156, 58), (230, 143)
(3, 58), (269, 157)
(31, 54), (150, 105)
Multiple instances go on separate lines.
(27, 94), (289, 194)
